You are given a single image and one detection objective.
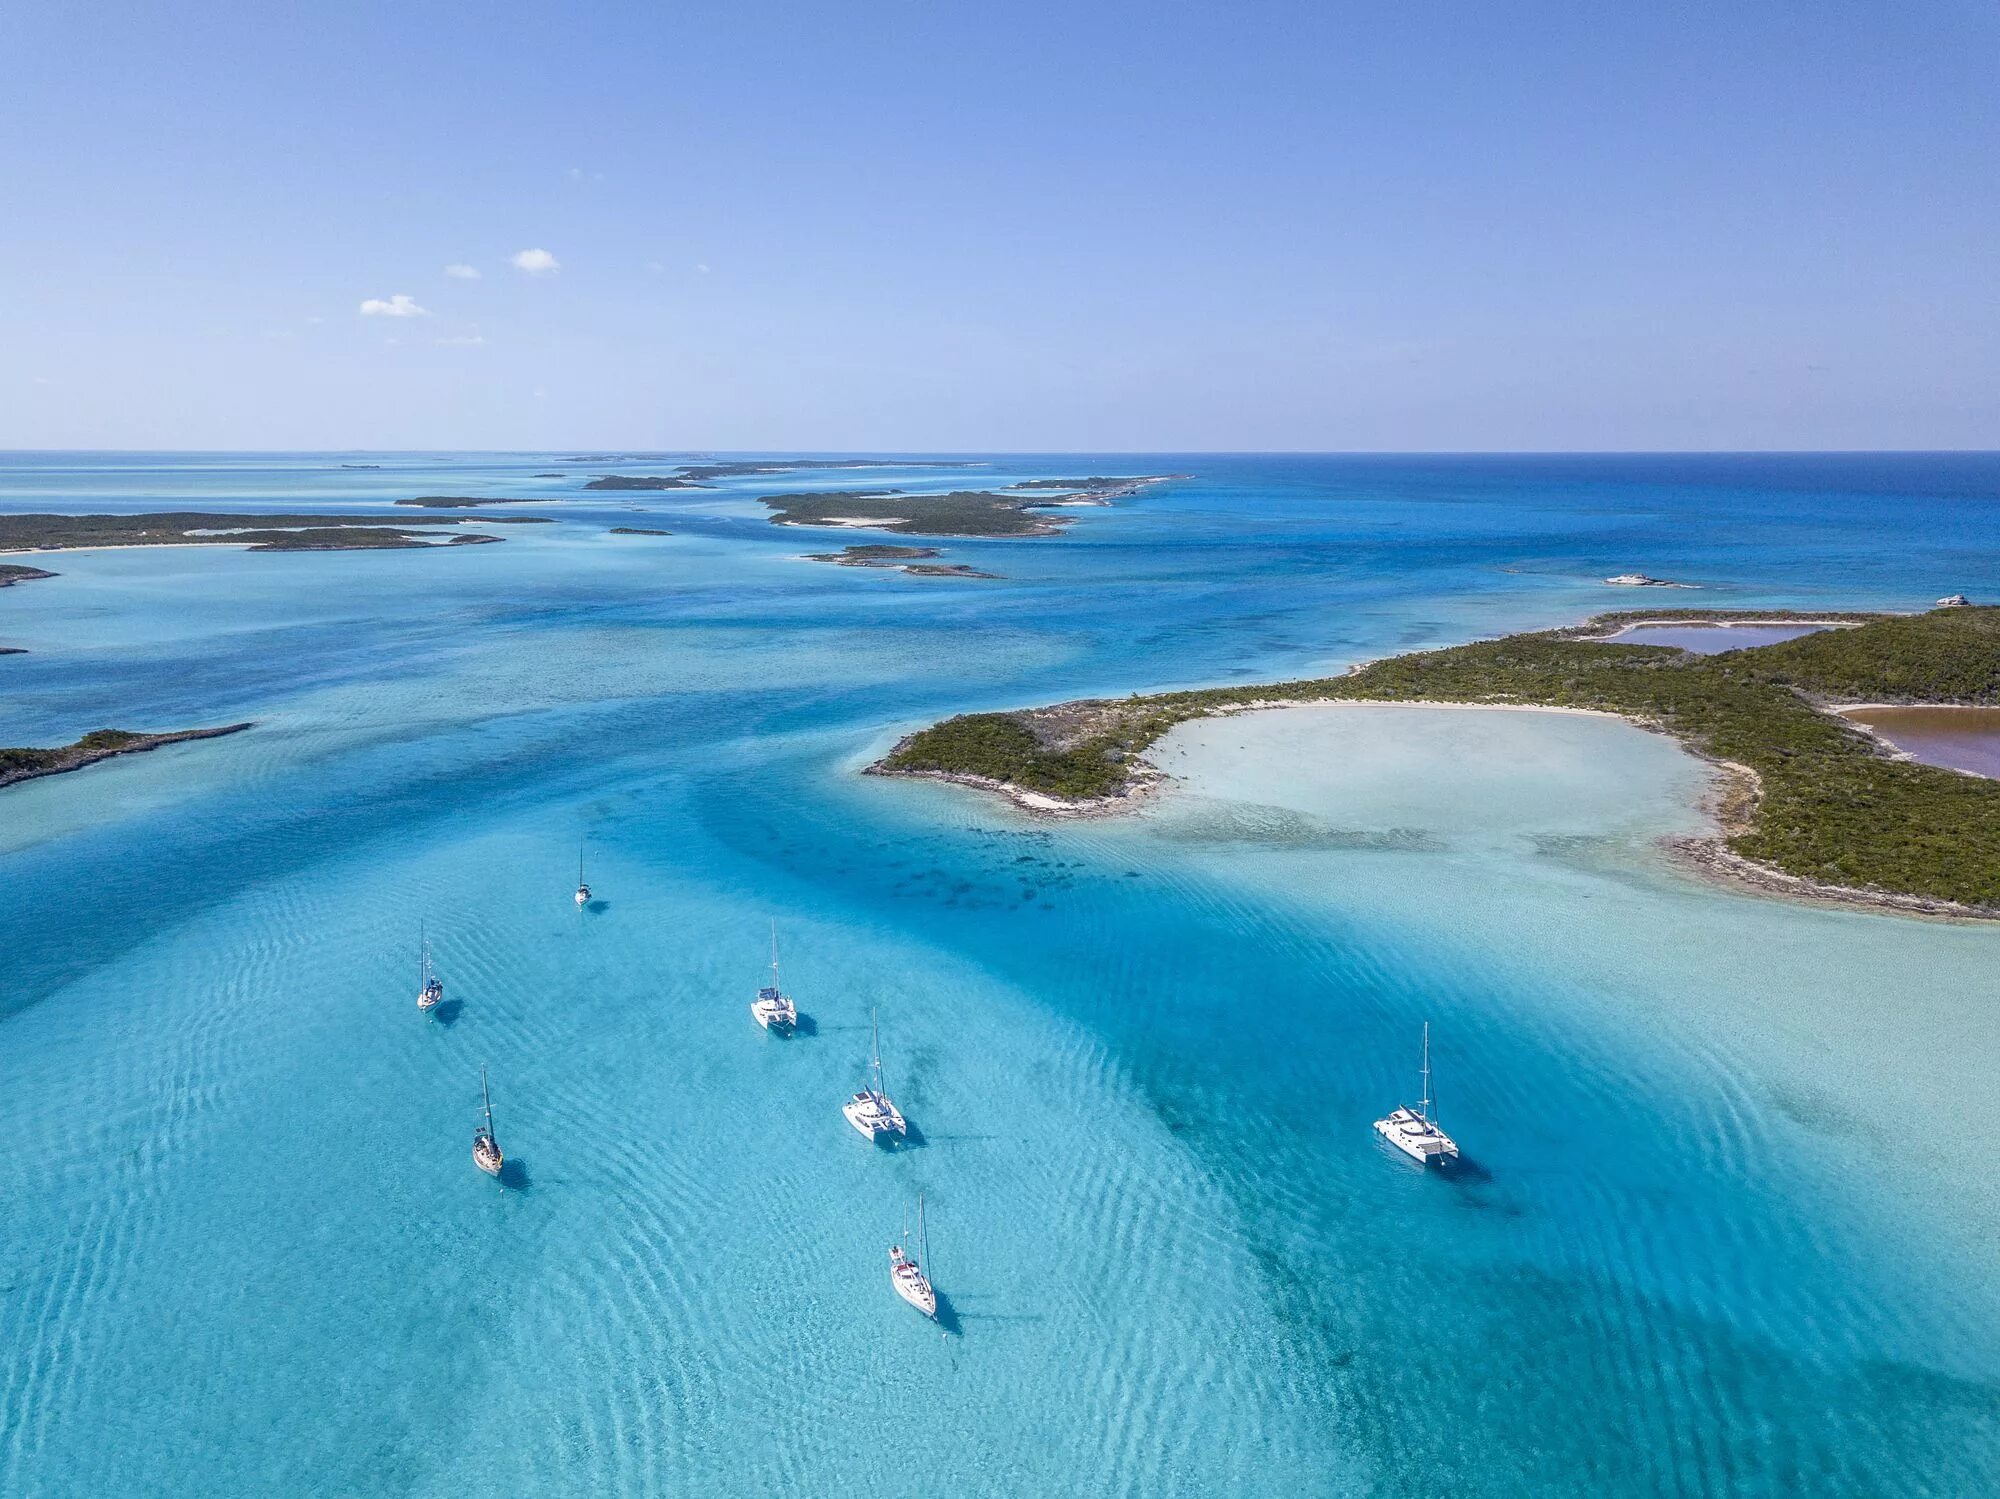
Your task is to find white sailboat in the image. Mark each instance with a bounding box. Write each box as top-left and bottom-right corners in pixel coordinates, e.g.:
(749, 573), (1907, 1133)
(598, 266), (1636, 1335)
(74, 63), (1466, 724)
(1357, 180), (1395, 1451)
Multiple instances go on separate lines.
(889, 1192), (937, 1319)
(473, 1066), (505, 1177)
(750, 919), (798, 1035)
(842, 1007), (907, 1142)
(416, 923), (443, 1013)
(1374, 1022), (1459, 1167)
(573, 843), (591, 908)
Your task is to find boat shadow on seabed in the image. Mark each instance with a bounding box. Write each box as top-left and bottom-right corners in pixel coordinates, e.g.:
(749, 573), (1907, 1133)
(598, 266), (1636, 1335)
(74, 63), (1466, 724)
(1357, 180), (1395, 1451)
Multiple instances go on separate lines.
(428, 998), (465, 1028)
(496, 1157), (533, 1191)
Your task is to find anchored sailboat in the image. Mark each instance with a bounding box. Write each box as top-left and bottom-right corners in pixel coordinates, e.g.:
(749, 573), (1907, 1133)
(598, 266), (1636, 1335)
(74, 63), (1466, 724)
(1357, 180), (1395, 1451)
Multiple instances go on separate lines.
(573, 842), (591, 908)
(473, 1066), (505, 1177)
(417, 923), (443, 1013)
(750, 920), (798, 1035)
(842, 1007), (907, 1142)
(889, 1192), (937, 1319)
(1373, 1022), (1459, 1167)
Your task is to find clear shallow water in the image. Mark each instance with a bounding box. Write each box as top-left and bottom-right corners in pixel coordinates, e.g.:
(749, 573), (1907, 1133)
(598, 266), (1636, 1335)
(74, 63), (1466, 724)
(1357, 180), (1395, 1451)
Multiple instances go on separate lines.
(2, 452), (1999, 1497)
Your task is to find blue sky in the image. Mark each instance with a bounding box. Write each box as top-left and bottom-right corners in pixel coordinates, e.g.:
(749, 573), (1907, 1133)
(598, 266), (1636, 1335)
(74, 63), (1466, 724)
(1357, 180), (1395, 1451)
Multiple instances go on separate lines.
(2, 1), (1995, 451)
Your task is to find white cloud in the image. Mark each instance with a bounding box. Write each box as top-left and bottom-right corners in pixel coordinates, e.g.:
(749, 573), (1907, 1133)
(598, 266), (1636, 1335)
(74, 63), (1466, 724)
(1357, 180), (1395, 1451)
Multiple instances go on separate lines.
(510, 248), (560, 275)
(32, 376), (50, 385)
(694, 262), (710, 274)
(359, 294), (430, 318)
(435, 334), (486, 347)
(444, 263), (481, 280)
(644, 260), (665, 274)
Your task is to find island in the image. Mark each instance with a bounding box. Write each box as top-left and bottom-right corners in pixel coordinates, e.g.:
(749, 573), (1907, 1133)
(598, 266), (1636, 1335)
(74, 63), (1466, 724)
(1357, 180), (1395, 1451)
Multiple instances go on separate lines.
(609, 526), (673, 536)
(676, 459), (985, 482)
(1, 723), (254, 792)
(762, 476), (1176, 538)
(871, 605), (2000, 917)
(1005, 475), (1184, 504)
(0, 512), (547, 552)
(803, 544), (999, 579)
(394, 496), (562, 509)
(582, 475), (709, 491)
(1, 564), (58, 586)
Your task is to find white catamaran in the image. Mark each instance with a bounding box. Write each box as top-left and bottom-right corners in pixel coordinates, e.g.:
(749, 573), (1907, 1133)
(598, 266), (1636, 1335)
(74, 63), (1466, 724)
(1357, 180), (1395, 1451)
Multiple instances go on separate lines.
(573, 843), (592, 908)
(417, 923), (443, 1013)
(750, 920), (798, 1035)
(1374, 1022), (1459, 1167)
(473, 1066), (505, 1177)
(842, 1007), (907, 1142)
(889, 1192), (938, 1319)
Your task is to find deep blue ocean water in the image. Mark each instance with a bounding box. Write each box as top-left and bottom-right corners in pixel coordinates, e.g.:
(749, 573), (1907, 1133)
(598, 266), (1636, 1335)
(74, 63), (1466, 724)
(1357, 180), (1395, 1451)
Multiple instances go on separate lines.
(2, 452), (1997, 1497)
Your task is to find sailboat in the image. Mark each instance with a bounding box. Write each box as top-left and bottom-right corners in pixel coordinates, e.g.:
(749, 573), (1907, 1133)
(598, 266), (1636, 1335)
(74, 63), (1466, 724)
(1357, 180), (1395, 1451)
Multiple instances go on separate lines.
(416, 923), (444, 1013)
(889, 1192), (937, 1319)
(473, 1066), (505, 1177)
(1373, 1022), (1460, 1167)
(749, 920), (798, 1035)
(573, 843), (591, 908)
(842, 1007), (907, 1142)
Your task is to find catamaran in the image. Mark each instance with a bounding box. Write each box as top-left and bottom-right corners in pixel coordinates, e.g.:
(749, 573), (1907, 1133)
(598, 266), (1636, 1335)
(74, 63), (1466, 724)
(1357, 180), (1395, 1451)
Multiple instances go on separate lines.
(473, 1066), (505, 1177)
(889, 1192), (938, 1319)
(573, 843), (591, 908)
(417, 923), (444, 1013)
(1374, 1022), (1459, 1167)
(842, 1007), (907, 1142)
(750, 919), (798, 1035)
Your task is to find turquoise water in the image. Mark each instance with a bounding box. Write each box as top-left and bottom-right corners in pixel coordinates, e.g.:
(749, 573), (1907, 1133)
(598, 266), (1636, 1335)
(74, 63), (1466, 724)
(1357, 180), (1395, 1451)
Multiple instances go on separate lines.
(3, 452), (1998, 1497)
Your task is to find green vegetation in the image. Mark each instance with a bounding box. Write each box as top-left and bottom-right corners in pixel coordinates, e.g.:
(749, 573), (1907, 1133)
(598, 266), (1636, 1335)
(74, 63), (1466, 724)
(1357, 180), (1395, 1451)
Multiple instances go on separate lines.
(0, 512), (530, 552)
(395, 496), (559, 508)
(762, 488), (1071, 537)
(879, 607), (2000, 910)
(0, 723), (253, 790)
(583, 475), (707, 490)
(609, 526), (673, 536)
(802, 544), (999, 578)
(0, 564), (58, 586)
(678, 460), (982, 482)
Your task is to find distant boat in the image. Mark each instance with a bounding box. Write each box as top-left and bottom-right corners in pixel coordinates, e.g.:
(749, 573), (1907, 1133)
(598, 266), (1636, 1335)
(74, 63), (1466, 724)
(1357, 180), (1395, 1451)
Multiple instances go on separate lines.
(1374, 1022), (1460, 1168)
(1937, 593), (1972, 608)
(842, 1007), (907, 1142)
(889, 1192), (938, 1319)
(750, 919), (798, 1035)
(574, 843), (591, 908)
(473, 1066), (505, 1177)
(417, 923), (443, 1013)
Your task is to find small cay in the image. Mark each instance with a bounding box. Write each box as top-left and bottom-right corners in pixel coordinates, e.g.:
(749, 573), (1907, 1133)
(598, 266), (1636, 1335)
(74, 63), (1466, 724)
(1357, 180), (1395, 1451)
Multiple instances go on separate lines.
(871, 605), (2000, 916)
(1, 724), (254, 792)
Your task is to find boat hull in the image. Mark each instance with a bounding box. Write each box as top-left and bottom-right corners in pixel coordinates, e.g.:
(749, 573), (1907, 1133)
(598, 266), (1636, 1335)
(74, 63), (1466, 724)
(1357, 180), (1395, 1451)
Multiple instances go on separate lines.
(892, 1273), (936, 1318)
(844, 1098), (906, 1141)
(1373, 1110), (1459, 1167)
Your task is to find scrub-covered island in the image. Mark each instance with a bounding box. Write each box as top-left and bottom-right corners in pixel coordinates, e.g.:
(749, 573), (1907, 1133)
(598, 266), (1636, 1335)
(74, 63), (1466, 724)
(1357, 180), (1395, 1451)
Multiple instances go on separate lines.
(769, 475), (1181, 539)
(0, 512), (550, 552)
(873, 605), (2000, 916)
(0, 724), (254, 791)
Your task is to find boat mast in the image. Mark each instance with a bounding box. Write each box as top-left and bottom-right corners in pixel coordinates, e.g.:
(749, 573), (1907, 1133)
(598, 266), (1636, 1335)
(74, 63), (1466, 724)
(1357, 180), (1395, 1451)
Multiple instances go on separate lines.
(481, 1065), (495, 1135)
(917, 1191), (927, 1269)
(870, 1006), (884, 1098)
(769, 919), (780, 990)
(1419, 1022), (1432, 1123)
